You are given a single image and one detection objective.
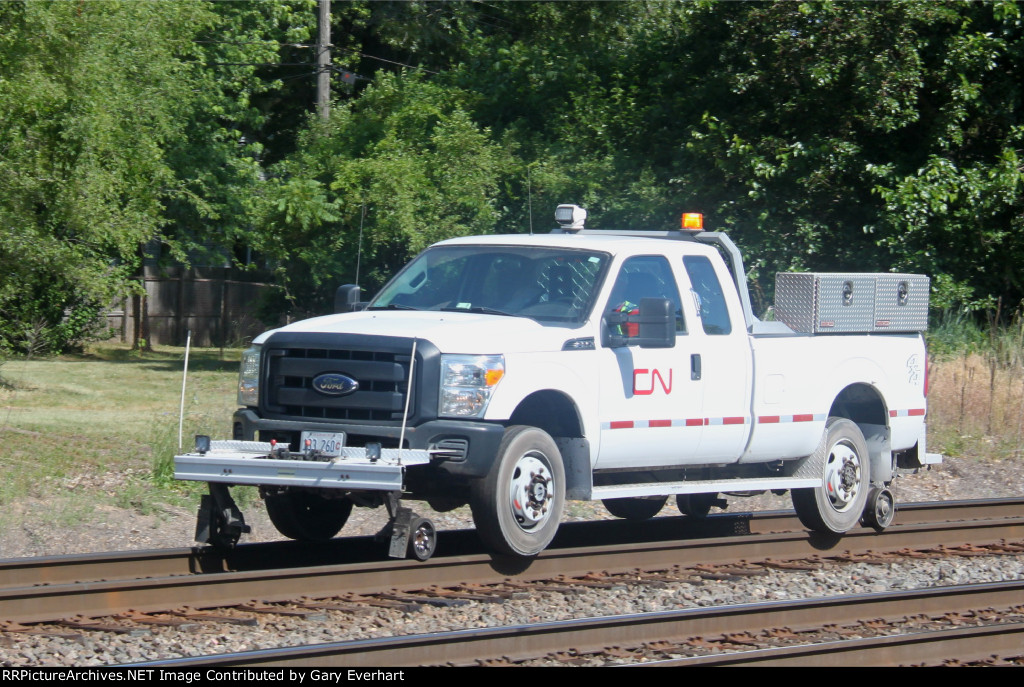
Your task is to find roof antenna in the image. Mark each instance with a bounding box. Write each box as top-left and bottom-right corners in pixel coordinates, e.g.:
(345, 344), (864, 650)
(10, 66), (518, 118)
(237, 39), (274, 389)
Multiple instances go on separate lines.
(527, 165), (533, 235)
(355, 204), (366, 285)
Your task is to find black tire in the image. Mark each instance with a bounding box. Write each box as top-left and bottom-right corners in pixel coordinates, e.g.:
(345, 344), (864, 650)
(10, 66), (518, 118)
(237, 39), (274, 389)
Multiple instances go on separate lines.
(676, 492), (717, 519)
(264, 490), (352, 542)
(792, 417), (871, 534)
(603, 496), (667, 520)
(470, 425), (565, 557)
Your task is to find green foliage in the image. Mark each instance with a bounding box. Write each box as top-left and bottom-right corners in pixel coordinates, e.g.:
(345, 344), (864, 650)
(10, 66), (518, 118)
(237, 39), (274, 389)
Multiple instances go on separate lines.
(252, 74), (513, 317)
(3, 0), (1024, 338)
(927, 308), (989, 358)
(0, 1), (317, 353)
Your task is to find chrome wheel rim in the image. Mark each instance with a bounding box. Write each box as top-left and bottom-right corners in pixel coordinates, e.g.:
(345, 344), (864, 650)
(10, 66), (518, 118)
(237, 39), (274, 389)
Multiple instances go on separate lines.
(824, 439), (862, 513)
(508, 451), (554, 531)
(411, 521), (435, 559)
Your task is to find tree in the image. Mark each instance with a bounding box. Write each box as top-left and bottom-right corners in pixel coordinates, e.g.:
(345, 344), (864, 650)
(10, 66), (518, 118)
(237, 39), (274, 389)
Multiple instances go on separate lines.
(0, 1), (209, 352)
(0, 1), (315, 352)
(252, 73), (513, 317)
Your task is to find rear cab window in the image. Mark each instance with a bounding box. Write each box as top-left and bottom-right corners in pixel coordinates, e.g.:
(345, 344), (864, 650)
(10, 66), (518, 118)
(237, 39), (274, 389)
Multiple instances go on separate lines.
(683, 255), (732, 335)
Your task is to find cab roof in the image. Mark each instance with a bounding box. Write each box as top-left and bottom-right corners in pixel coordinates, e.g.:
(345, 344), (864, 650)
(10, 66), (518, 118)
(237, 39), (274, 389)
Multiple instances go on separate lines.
(434, 231), (722, 259)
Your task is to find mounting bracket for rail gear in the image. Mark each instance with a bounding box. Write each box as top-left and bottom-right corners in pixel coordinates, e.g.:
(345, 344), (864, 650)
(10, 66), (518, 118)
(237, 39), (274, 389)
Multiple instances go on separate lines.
(380, 492), (438, 561)
(387, 506), (417, 559)
(195, 483), (250, 549)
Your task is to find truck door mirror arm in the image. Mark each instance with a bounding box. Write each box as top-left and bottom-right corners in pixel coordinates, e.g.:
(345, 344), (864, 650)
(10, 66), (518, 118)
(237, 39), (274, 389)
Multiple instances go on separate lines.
(602, 297), (675, 349)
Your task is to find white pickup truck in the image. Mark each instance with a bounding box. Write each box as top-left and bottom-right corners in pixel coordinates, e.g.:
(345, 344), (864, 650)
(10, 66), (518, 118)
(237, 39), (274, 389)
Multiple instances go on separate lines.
(175, 205), (938, 559)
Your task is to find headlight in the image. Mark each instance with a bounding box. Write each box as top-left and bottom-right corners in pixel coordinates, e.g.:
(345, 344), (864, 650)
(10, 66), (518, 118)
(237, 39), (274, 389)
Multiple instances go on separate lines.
(439, 354), (505, 418)
(237, 345), (261, 406)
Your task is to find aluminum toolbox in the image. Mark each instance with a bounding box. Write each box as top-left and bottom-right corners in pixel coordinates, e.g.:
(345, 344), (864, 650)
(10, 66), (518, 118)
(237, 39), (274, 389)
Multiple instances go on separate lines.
(872, 273), (930, 332)
(774, 273), (929, 334)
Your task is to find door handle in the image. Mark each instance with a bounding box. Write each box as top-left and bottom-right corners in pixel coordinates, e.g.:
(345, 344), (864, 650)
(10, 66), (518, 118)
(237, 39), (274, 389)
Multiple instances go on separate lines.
(691, 353), (702, 381)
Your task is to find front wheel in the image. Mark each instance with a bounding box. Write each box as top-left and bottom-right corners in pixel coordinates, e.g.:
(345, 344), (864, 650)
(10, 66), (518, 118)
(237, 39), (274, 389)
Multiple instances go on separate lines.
(470, 426), (565, 557)
(264, 490), (353, 542)
(792, 417), (870, 534)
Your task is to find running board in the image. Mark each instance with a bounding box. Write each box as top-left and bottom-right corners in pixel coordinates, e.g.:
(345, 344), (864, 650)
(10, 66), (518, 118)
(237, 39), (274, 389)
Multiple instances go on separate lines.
(590, 476), (820, 500)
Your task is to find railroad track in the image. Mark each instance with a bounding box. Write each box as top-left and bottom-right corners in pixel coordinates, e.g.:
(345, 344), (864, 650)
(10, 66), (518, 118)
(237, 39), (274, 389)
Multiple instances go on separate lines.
(2, 498), (1023, 665)
(132, 579), (1024, 667)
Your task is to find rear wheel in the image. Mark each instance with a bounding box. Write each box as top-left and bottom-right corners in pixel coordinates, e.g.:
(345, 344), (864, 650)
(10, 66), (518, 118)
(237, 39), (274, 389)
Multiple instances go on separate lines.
(861, 486), (895, 531)
(792, 417), (870, 534)
(676, 493), (718, 519)
(603, 496), (667, 521)
(470, 426), (565, 557)
(264, 490), (352, 542)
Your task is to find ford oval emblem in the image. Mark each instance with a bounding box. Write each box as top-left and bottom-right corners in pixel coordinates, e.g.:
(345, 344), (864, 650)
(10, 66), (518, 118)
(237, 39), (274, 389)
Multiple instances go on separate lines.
(311, 373), (359, 397)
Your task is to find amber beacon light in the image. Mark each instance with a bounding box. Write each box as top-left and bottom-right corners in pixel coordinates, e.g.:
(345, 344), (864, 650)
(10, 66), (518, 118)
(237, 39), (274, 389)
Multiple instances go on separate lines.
(681, 212), (704, 231)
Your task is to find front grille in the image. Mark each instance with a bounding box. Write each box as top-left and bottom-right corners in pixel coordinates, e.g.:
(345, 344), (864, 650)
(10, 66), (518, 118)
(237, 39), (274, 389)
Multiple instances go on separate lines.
(260, 333), (435, 424)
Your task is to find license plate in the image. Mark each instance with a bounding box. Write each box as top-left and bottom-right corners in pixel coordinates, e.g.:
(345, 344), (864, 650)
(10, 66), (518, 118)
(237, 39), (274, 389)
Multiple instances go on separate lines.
(300, 431), (346, 457)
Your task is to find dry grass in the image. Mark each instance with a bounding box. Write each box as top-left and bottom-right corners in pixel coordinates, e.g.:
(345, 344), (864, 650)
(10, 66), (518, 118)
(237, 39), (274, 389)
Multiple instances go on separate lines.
(927, 353), (1024, 462)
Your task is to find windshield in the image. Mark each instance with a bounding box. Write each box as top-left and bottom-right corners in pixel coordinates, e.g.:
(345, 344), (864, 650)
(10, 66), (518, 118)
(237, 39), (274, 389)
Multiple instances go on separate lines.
(369, 245), (610, 324)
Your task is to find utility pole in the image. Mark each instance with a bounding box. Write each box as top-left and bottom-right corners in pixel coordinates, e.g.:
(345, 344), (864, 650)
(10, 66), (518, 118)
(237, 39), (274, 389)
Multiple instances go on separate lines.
(317, 0), (331, 122)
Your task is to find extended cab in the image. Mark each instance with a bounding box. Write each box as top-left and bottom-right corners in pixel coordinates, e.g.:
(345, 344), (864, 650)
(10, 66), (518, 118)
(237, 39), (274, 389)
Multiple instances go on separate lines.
(175, 205), (937, 559)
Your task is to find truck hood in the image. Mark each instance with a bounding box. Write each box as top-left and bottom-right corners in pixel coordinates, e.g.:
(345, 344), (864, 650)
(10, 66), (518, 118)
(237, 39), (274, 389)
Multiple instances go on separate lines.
(253, 310), (588, 354)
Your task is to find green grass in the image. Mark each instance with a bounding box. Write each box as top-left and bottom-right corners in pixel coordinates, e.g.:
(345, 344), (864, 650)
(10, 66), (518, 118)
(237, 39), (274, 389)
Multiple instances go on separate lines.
(0, 342), (242, 531)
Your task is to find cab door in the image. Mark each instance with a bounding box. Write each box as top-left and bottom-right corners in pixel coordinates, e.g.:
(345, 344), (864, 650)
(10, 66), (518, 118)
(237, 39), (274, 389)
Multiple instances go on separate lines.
(595, 255), (705, 468)
(682, 254), (752, 461)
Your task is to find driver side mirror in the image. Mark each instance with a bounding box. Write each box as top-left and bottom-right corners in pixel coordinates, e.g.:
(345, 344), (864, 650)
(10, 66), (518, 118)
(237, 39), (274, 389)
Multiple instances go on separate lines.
(603, 297), (675, 348)
(334, 284), (364, 313)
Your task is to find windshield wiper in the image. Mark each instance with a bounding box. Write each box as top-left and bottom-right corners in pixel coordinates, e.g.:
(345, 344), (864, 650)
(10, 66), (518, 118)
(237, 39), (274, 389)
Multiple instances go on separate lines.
(367, 303), (421, 311)
(440, 306), (515, 317)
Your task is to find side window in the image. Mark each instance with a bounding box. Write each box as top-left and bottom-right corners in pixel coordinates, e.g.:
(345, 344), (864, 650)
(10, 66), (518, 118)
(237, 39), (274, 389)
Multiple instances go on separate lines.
(606, 256), (685, 333)
(683, 255), (732, 335)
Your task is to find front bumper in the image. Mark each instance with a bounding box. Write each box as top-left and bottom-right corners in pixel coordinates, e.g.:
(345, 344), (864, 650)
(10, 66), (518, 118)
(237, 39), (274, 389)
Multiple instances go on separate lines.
(232, 408), (505, 478)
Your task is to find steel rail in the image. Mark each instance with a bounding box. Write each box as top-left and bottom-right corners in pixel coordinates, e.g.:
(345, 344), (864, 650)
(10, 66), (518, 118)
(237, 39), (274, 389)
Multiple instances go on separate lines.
(650, 623), (1024, 666)
(1, 498), (1019, 590)
(2, 504), (1023, 625)
(127, 579), (1024, 667)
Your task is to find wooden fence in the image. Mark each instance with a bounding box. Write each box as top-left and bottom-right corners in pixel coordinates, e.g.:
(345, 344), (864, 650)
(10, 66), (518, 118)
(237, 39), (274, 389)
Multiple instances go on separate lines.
(105, 266), (277, 347)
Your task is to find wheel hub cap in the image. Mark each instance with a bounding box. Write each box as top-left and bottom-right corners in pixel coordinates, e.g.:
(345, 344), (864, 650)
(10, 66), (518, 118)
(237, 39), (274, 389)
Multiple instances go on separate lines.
(825, 440), (861, 512)
(412, 524), (433, 558)
(509, 453), (553, 531)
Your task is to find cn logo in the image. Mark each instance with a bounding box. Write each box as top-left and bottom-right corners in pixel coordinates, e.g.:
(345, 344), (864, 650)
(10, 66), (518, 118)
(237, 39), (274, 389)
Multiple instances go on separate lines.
(633, 368), (673, 396)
